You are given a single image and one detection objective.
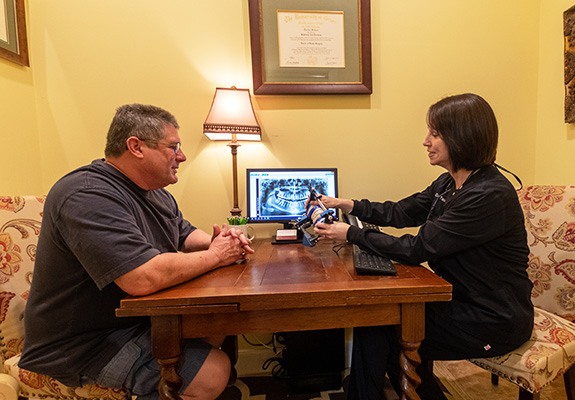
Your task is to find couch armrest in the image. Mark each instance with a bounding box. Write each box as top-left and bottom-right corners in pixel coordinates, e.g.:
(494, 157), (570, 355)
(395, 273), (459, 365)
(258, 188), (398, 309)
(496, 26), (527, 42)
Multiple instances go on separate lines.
(0, 373), (19, 400)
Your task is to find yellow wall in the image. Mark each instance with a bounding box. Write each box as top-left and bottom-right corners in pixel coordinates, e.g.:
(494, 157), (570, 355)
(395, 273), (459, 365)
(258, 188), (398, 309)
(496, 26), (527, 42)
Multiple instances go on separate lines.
(1, 0), (571, 237)
(0, 57), (40, 191)
(537, 0), (575, 183)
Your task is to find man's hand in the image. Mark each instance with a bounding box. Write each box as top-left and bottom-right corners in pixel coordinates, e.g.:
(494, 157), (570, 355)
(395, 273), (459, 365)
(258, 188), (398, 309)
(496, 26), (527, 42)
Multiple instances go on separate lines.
(211, 224), (222, 241)
(214, 224), (255, 259)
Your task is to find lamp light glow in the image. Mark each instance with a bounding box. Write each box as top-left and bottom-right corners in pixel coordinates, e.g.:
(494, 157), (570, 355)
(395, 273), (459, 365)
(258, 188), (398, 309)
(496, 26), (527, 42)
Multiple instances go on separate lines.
(203, 87), (261, 141)
(203, 86), (262, 216)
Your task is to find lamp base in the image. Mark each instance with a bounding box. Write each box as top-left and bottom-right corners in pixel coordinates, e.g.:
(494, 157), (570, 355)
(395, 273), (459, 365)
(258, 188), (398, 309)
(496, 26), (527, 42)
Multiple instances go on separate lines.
(230, 207), (242, 216)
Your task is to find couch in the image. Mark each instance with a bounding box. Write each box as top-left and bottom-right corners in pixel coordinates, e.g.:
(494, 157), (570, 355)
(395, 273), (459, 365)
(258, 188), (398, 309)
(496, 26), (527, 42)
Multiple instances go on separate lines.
(0, 195), (131, 400)
(469, 185), (575, 399)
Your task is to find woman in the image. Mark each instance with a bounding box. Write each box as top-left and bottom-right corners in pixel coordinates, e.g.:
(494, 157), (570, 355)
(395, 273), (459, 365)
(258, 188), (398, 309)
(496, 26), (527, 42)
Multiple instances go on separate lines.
(312, 93), (534, 400)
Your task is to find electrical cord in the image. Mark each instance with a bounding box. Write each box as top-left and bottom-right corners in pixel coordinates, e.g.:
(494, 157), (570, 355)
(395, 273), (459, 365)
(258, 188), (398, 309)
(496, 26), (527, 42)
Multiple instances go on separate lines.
(331, 241), (348, 256)
(262, 356), (288, 378)
(262, 332), (290, 378)
(241, 333), (274, 348)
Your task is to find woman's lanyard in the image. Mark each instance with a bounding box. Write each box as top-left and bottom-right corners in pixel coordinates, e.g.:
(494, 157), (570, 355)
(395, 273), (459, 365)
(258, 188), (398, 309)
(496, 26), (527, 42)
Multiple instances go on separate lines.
(426, 167), (478, 221)
(427, 180), (456, 222)
(427, 164), (523, 222)
(495, 163), (523, 189)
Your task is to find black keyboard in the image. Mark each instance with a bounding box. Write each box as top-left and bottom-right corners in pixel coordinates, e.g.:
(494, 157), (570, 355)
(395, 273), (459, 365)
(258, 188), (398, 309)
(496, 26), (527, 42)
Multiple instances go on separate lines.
(344, 214), (396, 276)
(352, 245), (397, 276)
(344, 214), (380, 231)
(360, 221), (381, 231)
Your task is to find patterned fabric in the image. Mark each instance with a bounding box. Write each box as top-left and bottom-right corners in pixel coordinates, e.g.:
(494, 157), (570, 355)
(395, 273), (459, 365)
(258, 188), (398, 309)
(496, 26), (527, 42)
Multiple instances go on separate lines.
(519, 185), (575, 321)
(470, 307), (575, 393)
(0, 196), (131, 400)
(470, 185), (575, 395)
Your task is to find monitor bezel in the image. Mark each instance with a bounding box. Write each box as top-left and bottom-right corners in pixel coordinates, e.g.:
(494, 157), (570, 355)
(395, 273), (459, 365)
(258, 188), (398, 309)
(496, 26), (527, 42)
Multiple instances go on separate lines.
(246, 167), (339, 226)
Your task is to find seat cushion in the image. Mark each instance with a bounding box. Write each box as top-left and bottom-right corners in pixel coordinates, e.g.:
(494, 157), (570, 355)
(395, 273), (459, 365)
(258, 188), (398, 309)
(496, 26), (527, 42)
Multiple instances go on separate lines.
(470, 307), (575, 393)
(4, 355), (130, 400)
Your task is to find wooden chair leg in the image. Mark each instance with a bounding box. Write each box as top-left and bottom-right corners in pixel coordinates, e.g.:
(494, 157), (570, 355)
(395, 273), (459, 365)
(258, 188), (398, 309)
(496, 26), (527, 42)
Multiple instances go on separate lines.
(564, 366), (575, 400)
(491, 373), (499, 385)
(428, 360), (434, 374)
(518, 387), (538, 400)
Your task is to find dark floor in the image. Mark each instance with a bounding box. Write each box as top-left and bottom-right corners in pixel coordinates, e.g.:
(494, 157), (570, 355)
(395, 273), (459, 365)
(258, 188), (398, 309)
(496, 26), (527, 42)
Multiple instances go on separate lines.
(217, 375), (347, 400)
(216, 373), (406, 400)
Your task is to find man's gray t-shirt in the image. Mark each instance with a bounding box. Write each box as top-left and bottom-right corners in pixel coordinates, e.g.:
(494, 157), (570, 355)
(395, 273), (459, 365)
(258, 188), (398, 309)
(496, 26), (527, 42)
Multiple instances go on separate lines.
(19, 159), (195, 386)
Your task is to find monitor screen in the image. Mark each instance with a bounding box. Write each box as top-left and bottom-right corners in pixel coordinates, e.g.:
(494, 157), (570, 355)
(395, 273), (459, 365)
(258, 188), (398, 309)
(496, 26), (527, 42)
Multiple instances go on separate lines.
(246, 168), (339, 225)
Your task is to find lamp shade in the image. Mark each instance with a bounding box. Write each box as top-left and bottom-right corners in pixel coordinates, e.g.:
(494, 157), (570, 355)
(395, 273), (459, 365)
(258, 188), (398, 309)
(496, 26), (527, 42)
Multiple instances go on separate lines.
(203, 87), (262, 142)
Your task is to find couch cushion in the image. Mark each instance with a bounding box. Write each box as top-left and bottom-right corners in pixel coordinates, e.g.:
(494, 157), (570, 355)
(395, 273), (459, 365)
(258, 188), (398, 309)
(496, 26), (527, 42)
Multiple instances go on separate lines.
(517, 185), (575, 321)
(1, 196), (132, 399)
(0, 196), (44, 364)
(4, 355), (130, 400)
(470, 307), (575, 393)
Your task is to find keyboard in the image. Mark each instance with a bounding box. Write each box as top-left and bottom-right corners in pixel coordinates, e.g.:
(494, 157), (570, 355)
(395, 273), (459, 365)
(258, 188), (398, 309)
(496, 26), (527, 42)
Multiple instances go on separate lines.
(344, 213), (380, 231)
(344, 214), (397, 276)
(352, 245), (397, 275)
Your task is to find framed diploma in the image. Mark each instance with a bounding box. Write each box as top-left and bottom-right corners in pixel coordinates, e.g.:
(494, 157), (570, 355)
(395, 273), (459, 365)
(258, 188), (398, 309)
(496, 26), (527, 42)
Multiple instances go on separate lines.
(248, 0), (372, 95)
(0, 0), (29, 66)
(565, 5), (575, 122)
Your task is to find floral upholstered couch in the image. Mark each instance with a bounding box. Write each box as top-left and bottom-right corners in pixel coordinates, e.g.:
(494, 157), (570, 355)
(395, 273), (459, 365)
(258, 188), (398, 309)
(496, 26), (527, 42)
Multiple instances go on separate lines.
(0, 196), (131, 400)
(470, 185), (575, 397)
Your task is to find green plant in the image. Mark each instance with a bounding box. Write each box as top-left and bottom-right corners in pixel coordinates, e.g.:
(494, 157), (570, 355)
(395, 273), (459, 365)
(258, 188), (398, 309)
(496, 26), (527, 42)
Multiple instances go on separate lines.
(227, 215), (249, 225)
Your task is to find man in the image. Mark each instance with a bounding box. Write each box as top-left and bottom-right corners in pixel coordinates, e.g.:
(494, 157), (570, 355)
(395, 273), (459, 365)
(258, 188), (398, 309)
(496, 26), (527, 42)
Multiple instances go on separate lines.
(19, 104), (254, 400)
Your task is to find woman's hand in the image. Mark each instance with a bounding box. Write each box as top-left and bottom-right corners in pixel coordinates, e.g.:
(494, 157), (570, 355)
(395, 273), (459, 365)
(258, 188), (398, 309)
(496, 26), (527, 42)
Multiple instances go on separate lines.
(313, 221), (350, 242)
(307, 194), (354, 214)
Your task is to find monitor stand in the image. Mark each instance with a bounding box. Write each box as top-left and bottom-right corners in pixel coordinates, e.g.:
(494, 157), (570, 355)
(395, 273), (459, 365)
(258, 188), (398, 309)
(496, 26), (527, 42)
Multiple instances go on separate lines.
(272, 223), (302, 244)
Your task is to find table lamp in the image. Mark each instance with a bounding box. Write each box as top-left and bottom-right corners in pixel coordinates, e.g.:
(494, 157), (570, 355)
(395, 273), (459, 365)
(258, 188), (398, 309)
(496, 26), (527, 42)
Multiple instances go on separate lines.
(203, 86), (262, 216)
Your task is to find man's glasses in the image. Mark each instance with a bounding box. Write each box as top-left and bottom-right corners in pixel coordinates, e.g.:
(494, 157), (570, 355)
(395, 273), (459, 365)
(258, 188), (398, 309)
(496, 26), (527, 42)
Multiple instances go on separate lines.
(165, 142), (181, 155)
(143, 139), (181, 155)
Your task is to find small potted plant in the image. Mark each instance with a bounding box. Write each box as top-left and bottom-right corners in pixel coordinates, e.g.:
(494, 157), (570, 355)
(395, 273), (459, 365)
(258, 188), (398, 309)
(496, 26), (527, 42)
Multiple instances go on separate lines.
(226, 216), (254, 239)
(226, 216), (250, 226)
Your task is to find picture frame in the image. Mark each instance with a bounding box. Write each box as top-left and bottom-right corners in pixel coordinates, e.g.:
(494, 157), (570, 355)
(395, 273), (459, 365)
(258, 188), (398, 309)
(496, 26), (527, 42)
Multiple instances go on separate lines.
(0, 0), (29, 66)
(248, 0), (372, 95)
(564, 5), (575, 123)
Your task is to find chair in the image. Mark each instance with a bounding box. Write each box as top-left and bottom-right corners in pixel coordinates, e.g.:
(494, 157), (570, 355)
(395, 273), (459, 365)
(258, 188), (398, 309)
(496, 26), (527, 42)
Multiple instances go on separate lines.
(0, 196), (131, 400)
(469, 185), (575, 400)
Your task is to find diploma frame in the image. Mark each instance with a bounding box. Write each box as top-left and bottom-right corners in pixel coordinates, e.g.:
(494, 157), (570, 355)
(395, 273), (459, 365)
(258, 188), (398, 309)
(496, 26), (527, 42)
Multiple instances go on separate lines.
(248, 0), (372, 95)
(564, 5), (575, 123)
(0, 0), (29, 66)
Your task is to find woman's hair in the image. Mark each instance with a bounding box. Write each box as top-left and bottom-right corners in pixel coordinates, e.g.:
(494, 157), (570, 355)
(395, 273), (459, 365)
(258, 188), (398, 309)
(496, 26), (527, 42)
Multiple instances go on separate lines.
(104, 103), (180, 157)
(427, 93), (498, 172)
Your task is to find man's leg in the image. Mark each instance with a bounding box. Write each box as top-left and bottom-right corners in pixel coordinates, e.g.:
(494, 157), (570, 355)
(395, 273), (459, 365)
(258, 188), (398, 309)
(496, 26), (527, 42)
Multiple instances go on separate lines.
(88, 330), (227, 400)
(180, 347), (230, 400)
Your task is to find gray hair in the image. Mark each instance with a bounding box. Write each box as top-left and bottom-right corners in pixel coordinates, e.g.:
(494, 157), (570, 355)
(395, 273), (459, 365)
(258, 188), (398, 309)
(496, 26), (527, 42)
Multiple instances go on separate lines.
(104, 104), (179, 157)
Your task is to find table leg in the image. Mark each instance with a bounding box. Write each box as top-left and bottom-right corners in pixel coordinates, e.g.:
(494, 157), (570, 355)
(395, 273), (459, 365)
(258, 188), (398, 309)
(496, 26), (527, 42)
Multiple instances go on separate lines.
(221, 336), (238, 385)
(399, 339), (422, 400)
(151, 315), (183, 400)
(398, 303), (425, 400)
(157, 356), (183, 400)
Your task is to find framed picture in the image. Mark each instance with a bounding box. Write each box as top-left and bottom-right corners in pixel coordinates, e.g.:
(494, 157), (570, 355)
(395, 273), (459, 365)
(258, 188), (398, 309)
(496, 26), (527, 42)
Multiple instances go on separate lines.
(0, 0), (29, 66)
(565, 5), (575, 123)
(248, 0), (372, 95)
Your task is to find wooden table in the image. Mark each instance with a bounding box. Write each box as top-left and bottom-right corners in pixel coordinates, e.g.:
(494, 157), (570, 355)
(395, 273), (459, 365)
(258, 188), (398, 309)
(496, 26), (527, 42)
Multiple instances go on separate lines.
(116, 239), (452, 400)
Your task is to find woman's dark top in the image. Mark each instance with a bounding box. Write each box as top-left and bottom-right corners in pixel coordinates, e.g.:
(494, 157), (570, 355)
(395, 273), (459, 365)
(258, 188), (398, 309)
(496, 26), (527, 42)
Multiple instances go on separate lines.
(346, 165), (534, 351)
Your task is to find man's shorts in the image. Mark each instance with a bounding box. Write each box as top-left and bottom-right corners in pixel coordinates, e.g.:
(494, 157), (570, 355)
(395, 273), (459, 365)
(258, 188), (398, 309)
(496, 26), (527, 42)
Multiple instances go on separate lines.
(83, 328), (212, 399)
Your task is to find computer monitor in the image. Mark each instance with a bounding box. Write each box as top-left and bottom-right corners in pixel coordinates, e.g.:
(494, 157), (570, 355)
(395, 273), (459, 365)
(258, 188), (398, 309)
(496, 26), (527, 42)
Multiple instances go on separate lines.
(246, 168), (339, 227)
